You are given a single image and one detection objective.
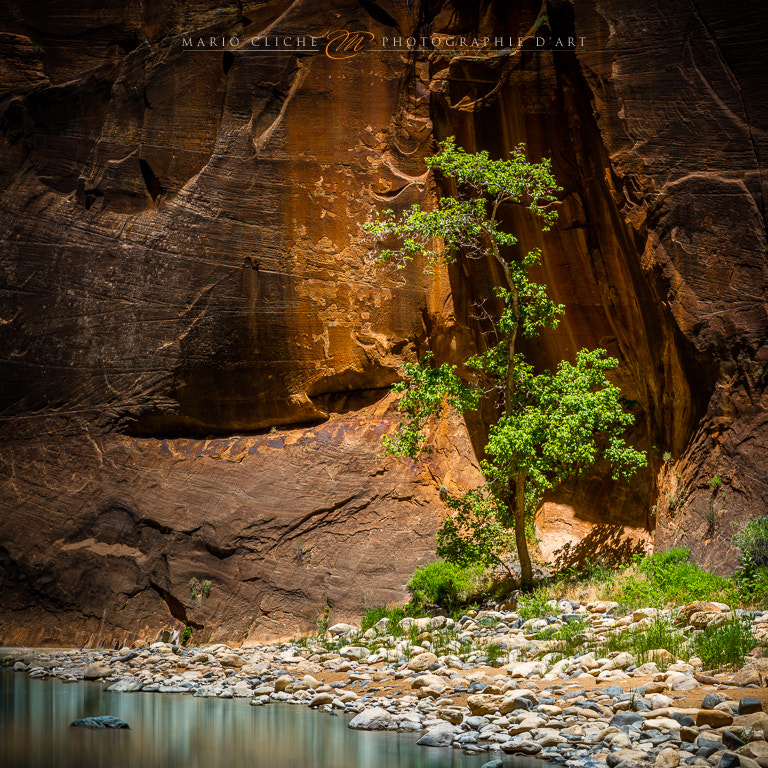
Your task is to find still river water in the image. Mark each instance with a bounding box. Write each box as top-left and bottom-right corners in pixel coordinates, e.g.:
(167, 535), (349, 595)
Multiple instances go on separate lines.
(0, 670), (553, 768)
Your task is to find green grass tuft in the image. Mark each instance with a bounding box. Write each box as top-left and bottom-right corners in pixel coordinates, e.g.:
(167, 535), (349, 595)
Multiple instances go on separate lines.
(691, 616), (758, 671)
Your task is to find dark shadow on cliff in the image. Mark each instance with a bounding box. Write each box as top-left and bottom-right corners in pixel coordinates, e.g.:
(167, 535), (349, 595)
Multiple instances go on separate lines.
(547, 524), (648, 573)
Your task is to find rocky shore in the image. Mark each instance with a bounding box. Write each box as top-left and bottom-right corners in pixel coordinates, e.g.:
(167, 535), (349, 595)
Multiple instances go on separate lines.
(4, 599), (768, 768)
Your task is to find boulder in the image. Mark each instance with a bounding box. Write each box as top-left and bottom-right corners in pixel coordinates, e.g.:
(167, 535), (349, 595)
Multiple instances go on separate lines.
(698, 709), (734, 728)
(84, 662), (112, 680)
(348, 707), (396, 730)
(608, 751), (653, 768)
(106, 678), (143, 692)
(505, 661), (546, 678)
(655, 750), (680, 768)
(328, 623), (357, 636)
(416, 723), (459, 747)
(309, 692), (334, 707)
(739, 698), (764, 716)
(734, 668), (762, 687)
(339, 646), (369, 661)
(501, 738), (542, 755)
(703, 694), (729, 709)
(467, 694), (506, 716)
(642, 717), (684, 732)
(407, 652), (438, 672)
(71, 716), (129, 729)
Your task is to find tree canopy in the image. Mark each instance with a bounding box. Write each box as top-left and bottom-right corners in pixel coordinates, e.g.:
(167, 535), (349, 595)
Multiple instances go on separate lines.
(366, 137), (646, 589)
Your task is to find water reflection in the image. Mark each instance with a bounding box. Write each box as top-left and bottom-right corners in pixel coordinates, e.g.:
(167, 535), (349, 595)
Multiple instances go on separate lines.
(0, 670), (552, 768)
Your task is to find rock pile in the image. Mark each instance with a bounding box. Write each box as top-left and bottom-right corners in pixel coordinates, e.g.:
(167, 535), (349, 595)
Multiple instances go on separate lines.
(4, 599), (768, 767)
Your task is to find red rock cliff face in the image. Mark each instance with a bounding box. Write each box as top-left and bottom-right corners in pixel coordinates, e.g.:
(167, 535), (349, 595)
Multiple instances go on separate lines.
(0, 0), (765, 644)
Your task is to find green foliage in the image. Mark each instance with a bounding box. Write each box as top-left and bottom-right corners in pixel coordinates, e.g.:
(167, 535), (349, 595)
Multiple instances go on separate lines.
(517, 588), (551, 620)
(316, 605), (331, 636)
(360, 605), (414, 632)
(691, 616), (758, 671)
(484, 642), (506, 666)
(551, 617), (588, 657)
(709, 475), (722, 490)
(663, 451), (673, 463)
(734, 516), (768, 574)
(436, 487), (513, 569)
(615, 549), (734, 610)
(190, 577), (212, 599)
(596, 615), (687, 667)
(483, 348), (646, 502)
(367, 138), (645, 586)
(533, 14), (549, 33)
(407, 561), (483, 611)
(180, 626), (192, 645)
(381, 353), (479, 459)
(667, 487), (689, 514)
(581, 559), (615, 584)
(364, 137), (560, 272)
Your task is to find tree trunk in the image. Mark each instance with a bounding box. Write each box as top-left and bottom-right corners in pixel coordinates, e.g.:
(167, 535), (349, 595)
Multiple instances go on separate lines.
(490, 231), (532, 590)
(514, 471), (533, 591)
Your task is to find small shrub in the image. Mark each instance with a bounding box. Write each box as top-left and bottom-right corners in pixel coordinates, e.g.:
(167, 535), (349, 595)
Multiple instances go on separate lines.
(360, 605), (412, 632)
(180, 626), (192, 645)
(734, 516), (768, 573)
(598, 615), (687, 666)
(691, 616), (758, 671)
(615, 549), (734, 610)
(407, 561), (482, 612)
(485, 642), (506, 666)
(551, 617), (588, 657)
(709, 475), (722, 490)
(663, 451), (673, 463)
(668, 487), (689, 513)
(705, 506), (718, 537)
(517, 588), (551, 620)
(190, 577), (212, 599)
(316, 605), (330, 636)
(581, 558), (615, 584)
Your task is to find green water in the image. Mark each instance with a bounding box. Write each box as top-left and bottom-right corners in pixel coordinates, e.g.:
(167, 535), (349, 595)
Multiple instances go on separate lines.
(0, 670), (553, 768)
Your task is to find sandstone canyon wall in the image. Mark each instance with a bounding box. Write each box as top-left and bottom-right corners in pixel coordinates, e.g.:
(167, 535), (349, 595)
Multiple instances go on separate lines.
(0, 0), (765, 645)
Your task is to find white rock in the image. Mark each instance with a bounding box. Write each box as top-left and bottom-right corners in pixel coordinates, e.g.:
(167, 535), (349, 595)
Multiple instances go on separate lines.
(106, 678), (143, 692)
(339, 646), (369, 660)
(328, 623), (357, 636)
(348, 706), (397, 730)
(505, 661), (546, 679)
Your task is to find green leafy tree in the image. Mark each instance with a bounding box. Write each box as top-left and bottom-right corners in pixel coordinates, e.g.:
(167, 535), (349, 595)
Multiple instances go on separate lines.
(366, 137), (646, 590)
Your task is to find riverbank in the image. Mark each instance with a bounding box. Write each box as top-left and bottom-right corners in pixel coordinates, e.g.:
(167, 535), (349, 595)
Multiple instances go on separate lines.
(4, 598), (768, 768)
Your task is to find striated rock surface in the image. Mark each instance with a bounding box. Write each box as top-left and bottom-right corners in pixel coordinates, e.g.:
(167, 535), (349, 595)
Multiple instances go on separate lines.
(0, 397), (480, 646)
(0, 0), (766, 642)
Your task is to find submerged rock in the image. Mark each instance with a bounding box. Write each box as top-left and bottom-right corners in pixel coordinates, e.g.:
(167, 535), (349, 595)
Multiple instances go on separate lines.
(71, 716), (129, 729)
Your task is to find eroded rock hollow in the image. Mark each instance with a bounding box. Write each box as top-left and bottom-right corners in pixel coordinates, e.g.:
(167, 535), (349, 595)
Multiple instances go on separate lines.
(1, 0), (765, 645)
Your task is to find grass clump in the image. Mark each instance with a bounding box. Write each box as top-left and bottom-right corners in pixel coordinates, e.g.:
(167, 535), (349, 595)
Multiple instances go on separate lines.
(407, 560), (484, 612)
(691, 616), (758, 671)
(550, 617), (588, 657)
(484, 642), (507, 667)
(517, 588), (552, 620)
(360, 605), (414, 632)
(614, 548), (734, 610)
(589, 614), (688, 667)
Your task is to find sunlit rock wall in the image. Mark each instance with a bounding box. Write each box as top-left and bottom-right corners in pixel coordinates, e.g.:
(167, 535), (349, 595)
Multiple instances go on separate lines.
(0, 0), (765, 644)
